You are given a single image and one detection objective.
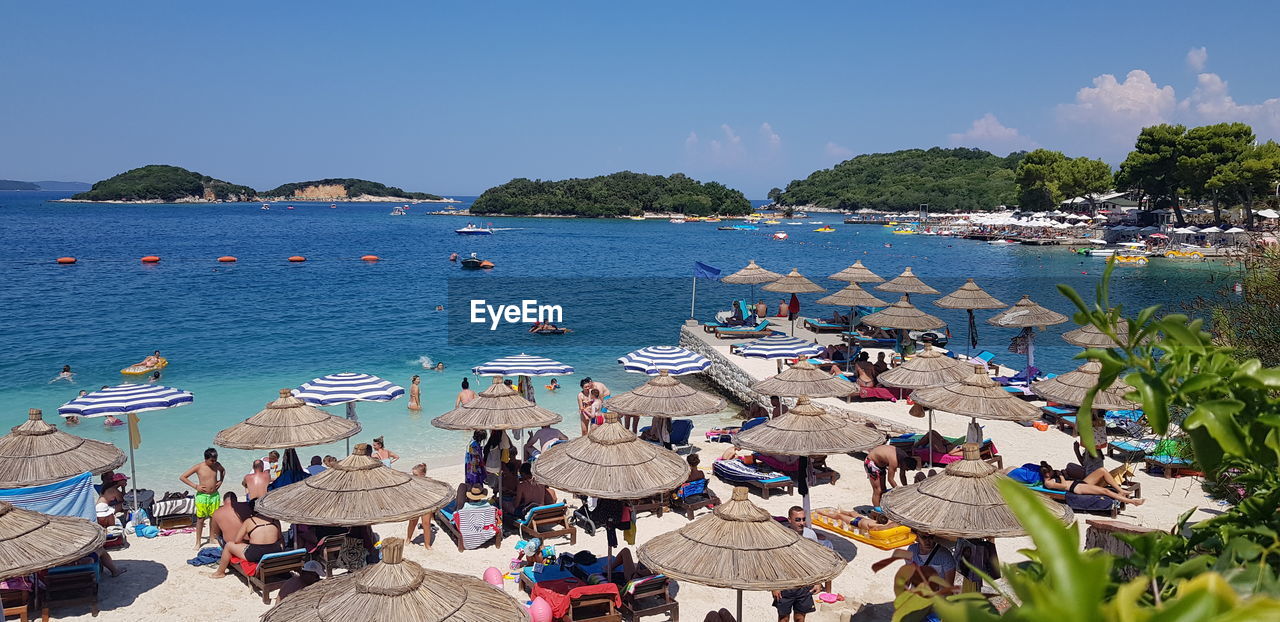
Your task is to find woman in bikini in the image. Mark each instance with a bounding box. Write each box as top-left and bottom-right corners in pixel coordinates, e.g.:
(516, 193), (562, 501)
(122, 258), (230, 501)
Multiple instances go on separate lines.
(209, 511), (284, 578)
(407, 375), (422, 411)
(1038, 462), (1144, 505)
(372, 437), (400, 467)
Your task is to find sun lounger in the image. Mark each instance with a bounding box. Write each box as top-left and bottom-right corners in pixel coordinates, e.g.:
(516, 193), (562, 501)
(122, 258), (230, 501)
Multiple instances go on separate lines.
(1107, 438), (1156, 460)
(970, 351), (996, 365)
(229, 547), (305, 604)
(670, 478), (719, 519)
(1026, 484), (1121, 517)
(712, 459), (794, 498)
(435, 499), (502, 551)
(568, 583), (623, 622)
(1040, 405), (1076, 421)
(803, 318), (847, 333)
(40, 560), (99, 618)
(809, 509), (916, 550)
(2, 584), (32, 622)
(841, 333), (898, 348)
(518, 556), (613, 593)
(714, 321), (773, 339)
(890, 433), (1002, 469)
(1143, 454), (1197, 478)
(622, 574), (678, 622)
(994, 366), (1040, 385)
(516, 501), (577, 545)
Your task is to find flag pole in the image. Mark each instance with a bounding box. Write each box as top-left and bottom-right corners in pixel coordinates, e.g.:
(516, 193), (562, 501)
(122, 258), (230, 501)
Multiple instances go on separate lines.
(690, 275), (697, 319)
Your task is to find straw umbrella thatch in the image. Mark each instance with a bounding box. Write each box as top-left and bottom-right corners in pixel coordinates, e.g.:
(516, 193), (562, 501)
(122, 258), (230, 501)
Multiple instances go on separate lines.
(1062, 323), (1134, 348)
(638, 486), (846, 620)
(0, 501), (105, 580)
(828, 260), (884, 284)
(431, 377), (562, 431)
(215, 389), (361, 450)
(1031, 360), (1139, 410)
(933, 279), (1006, 356)
(750, 360), (858, 398)
(876, 345), (971, 390)
(763, 268), (828, 336)
(881, 444), (1074, 539)
(532, 412), (688, 499)
(988, 295), (1068, 370)
(874, 267), (939, 296)
(255, 446), (453, 527)
(816, 283), (889, 310)
(910, 366), (1041, 423)
(0, 409), (126, 488)
(735, 396), (884, 457)
(722, 260), (782, 302)
(604, 371), (726, 419)
(260, 537), (529, 622)
(861, 295), (946, 331)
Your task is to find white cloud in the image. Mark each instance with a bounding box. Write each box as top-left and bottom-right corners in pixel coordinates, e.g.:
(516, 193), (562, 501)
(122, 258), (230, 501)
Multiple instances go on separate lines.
(1186, 46), (1208, 72)
(948, 113), (1037, 152)
(684, 131), (699, 151)
(684, 122), (788, 171)
(1182, 72), (1280, 136)
(1056, 69), (1177, 142)
(824, 141), (854, 161)
(760, 122), (781, 150)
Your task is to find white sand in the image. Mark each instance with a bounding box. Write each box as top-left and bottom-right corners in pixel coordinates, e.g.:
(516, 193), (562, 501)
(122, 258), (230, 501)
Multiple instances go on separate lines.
(50, 328), (1215, 621)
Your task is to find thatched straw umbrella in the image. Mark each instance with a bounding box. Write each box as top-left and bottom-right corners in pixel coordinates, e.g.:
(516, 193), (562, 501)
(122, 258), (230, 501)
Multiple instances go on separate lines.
(881, 444), (1074, 539)
(876, 345), (970, 390)
(256, 446), (453, 527)
(828, 260), (884, 284)
(816, 284), (889, 364)
(861, 295), (946, 354)
(933, 279), (1007, 356)
(638, 486), (845, 620)
(0, 501), (105, 580)
(750, 359), (858, 398)
(0, 409), (126, 488)
(910, 365), (1041, 464)
(721, 259), (782, 302)
(1031, 360), (1139, 411)
(260, 537), (529, 622)
(431, 377), (562, 431)
(215, 389), (361, 450)
(736, 396), (883, 522)
(1062, 323), (1133, 348)
(763, 268), (828, 336)
(874, 267), (939, 298)
(604, 371), (726, 419)
(987, 295), (1068, 370)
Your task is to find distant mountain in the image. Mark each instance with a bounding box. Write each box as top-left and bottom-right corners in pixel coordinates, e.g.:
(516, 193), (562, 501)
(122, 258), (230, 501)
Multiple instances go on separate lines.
(259, 178), (443, 201)
(33, 181), (92, 192)
(0, 180), (40, 191)
(71, 165), (255, 202)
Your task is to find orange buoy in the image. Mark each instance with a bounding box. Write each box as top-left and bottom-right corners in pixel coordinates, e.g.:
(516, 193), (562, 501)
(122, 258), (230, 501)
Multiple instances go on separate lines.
(141, 255), (160, 263)
(479, 260), (495, 269)
(217, 256), (237, 263)
(361, 255), (380, 262)
(56, 257), (76, 264)
(288, 256), (306, 262)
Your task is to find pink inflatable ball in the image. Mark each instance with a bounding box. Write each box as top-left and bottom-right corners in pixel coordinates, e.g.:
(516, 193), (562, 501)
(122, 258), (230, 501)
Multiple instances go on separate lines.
(482, 566), (504, 587)
(528, 597), (553, 622)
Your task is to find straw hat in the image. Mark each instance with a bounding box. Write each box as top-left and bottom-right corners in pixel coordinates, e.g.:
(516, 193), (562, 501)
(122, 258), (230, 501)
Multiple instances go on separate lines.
(0, 409), (126, 488)
(762, 268), (827, 294)
(260, 538), (530, 622)
(874, 267), (939, 295)
(637, 486), (845, 590)
(0, 501), (105, 580)
(722, 260), (782, 285)
(215, 390), (361, 450)
(910, 366), (1041, 422)
(987, 295), (1067, 328)
(604, 371), (727, 418)
(876, 345), (971, 389)
(1062, 323), (1134, 348)
(750, 360), (858, 398)
(1031, 360), (1139, 410)
(255, 446), (453, 526)
(532, 413), (688, 499)
(464, 485), (488, 502)
(933, 279), (1006, 310)
(815, 283), (888, 309)
(735, 396), (883, 455)
(431, 377), (562, 431)
(828, 260), (884, 284)
(881, 444), (1074, 539)
(861, 296), (946, 331)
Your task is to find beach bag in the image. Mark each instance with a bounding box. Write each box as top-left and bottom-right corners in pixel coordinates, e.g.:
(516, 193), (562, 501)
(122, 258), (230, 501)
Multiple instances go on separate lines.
(1006, 463), (1041, 486)
(1065, 493), (1117, 513)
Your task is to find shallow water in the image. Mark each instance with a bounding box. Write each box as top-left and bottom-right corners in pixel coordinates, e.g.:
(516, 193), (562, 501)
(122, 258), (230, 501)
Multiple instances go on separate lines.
(0, 191), (1236, 488)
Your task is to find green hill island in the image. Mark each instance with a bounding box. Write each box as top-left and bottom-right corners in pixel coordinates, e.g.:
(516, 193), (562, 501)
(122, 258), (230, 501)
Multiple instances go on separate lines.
(67, 166), (447, 203)
(470, 171), (752, 217)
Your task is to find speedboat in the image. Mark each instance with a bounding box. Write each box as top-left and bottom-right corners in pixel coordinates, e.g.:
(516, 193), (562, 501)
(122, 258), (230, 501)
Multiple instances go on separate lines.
(987, 239), (1018, 245)
(763, 220), (781, 225)
(1086, 248), (1116, 257)
(628, 215), (646, 221)
(704, 217), (721, 222)
(461, 253), (494, 269)
(772, 232), (788, 240)
(390, 207), (407, 216)
(455, 224), (494, 235)
(719, 225), (757, 231)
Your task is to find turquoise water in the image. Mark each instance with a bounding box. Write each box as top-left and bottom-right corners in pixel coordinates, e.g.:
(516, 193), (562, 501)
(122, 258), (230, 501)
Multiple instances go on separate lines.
(0, 191), (1236, 489)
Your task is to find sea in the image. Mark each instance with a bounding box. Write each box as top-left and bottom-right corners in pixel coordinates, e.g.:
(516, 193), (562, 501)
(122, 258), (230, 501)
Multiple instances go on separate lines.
(0, 191), (1238, 489)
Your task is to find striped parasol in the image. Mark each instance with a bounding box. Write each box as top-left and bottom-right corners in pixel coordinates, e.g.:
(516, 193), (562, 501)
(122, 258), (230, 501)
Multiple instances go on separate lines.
(736, 334), (823, 361)
(471, 354), (574, 377)
(291, 373), (405, 406)
(617, 346), (711, 376)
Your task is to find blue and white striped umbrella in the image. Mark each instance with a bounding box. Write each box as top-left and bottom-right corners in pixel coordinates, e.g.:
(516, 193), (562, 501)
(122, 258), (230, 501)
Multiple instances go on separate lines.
(472, 354), (574, 377)
(737, 334), (824, 360)
(618, 346), (711, 376)
(292, 373), (405, 406)
(58, 383), (194, 417)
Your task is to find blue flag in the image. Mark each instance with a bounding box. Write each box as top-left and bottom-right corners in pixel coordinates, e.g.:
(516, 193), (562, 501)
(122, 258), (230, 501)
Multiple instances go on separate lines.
(693, 261), (722, 279)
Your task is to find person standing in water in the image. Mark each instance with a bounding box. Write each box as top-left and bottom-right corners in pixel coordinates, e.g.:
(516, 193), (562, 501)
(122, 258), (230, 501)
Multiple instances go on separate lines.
(408, 375), (422, 411)
(455, 378), (477, 406)
(180, 448), (225, 549)
(372, 436), (399, 467)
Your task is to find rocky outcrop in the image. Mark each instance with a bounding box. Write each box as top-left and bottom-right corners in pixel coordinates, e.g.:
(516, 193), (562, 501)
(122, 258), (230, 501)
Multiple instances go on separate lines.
(285, 184), (349, 200)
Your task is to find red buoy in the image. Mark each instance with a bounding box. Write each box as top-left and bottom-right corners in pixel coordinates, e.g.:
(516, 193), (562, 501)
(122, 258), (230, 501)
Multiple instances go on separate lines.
(218, 256), (237, 263)
(141, 255), (160, 263)
(56, 257), (76, 264)
(288, 256), (306, 262)
(361, 255), (380, 262)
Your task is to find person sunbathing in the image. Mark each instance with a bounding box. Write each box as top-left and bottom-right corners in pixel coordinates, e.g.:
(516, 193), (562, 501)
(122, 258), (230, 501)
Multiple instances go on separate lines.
(209, 510), (284, 578)
(815, 507), (901, 536)
(140, 351), (161, 368)
(1038, 462), (1144, 505)
(912, 430), (965, 458)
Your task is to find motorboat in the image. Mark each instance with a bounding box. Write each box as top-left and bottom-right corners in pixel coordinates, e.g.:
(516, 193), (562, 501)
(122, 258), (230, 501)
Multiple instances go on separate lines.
(460, 253), (494, 269)
(455, 224), (494, 235)
(1086, 248), (1116, 257)
(669, 218), (686, 224)
(814, 226), (836, 233)
(390, 207), (407, 216)
(763, 220), (781, 225)
(628, 215), (646, 221)
(704, 217), (722, 222)
(718, 225), (757, 231)
(772, 232), (788, 240)
(987, 239), (1018, 245)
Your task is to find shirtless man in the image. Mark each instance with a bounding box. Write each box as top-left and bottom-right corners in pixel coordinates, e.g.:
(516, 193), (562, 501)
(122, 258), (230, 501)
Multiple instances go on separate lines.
(242, 460), (271, 501)
(455, 378), (477, 407)
(209, 491), (251, 546)
(180, 448), (225, 549)
(864, 445), (909, 507)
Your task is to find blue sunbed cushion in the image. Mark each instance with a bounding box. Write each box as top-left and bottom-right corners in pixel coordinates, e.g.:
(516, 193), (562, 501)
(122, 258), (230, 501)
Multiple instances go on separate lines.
(521, 556), (611, 584)
(1109, 439), (1155, 454)
(1042, 406), (1074, 416)
(1146, 454), (1193, 466)
(516, 502), (566, 526)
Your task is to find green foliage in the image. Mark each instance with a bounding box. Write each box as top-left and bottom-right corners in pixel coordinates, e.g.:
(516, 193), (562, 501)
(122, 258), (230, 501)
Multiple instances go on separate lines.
(1117, 124), (1187, 220)
(470, 171), (751, 217)
(767, 187), (783, 202)
(1202, 247), (1280, 368)
(775, 147), (1022, 212)
(1014, 149), (1069, 211)
(1057, 157), (1114, 208)
(259, 178), (441, 200)
(1180, 123), (1255, 221)
(72, 165), (255, 202)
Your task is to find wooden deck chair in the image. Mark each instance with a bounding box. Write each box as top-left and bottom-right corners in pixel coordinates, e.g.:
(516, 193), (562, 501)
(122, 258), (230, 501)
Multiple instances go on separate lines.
(568, 585), (623, 622)
(306, 534), (347, 578)
(2, 586), (32, 621)
(435, 486), (502, 552)
(670, 478), (719, 519)
(230, 548), (305, 604)
(151, 491), (196, 529)
(516, 502), (576, 545)
(622, 574), (678, 621)
(40, 561), (99, 619)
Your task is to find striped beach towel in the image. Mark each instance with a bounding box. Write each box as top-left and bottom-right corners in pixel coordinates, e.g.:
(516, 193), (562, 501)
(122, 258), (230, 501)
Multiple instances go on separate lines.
(456, 505), (499, 550)
(0, 472), (95, 519)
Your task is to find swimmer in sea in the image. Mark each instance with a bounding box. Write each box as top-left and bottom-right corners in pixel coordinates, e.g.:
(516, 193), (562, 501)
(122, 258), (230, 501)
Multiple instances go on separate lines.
(434, 362), (445, 372)
(548, 379), (560, 391)
(104, 415), (123, 426)
(50, 365), (75, 383)
(148, 370), (162, 383)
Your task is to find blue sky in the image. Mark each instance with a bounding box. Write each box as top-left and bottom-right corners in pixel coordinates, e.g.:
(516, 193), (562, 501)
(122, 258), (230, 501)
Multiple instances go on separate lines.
(3, 2), (1279, 197)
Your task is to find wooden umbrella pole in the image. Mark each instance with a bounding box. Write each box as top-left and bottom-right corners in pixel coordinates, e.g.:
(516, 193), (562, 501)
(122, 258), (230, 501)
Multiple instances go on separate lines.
(966, 309), (976, 356)
(799, 455), (812, 527)
(737, 589), (743, 622)
(128, 413), (139, 511)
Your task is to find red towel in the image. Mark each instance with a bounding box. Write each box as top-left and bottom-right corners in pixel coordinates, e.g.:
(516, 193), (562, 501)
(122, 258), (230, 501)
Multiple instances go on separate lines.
(567, 583), (622, 608)
(230, 556), (258, 576)
(529, 584), (572, 619)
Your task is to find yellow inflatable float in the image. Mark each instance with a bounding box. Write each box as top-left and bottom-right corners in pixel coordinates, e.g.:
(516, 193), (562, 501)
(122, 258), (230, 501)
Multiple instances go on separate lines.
(811, 509), (916, 550)
(1114, 255), (1149, 266)
(121, 357), (167, 375)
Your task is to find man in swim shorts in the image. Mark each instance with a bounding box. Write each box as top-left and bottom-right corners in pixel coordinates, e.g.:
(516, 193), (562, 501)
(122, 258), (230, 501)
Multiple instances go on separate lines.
(864, 444), (909, 507)
(180, 447), (225, 549)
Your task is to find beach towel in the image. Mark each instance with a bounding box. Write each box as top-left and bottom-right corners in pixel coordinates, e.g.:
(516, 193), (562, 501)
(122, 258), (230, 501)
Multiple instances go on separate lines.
(187, 546), (223, 566)
(0, 472), (95, 520)
(712, 459), (790, 484)
(455, 505), (499, 550)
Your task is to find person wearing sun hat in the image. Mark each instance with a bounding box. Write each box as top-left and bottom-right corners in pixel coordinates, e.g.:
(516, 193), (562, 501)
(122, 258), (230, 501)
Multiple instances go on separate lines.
(98, 472), (128, 513)
(464, 484), (490, 507)
(277, 560), (325, 601)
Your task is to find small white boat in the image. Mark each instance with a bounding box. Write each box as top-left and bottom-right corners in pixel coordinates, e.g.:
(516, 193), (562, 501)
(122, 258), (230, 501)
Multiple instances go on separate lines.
(455, 224), (494, 235)
(1086, 248), (1116, 257)
(260, 204), (270, 210)
(987, 239), (1018, 245)
(390, 207), (407, 216)
(669, 218), (686, 224)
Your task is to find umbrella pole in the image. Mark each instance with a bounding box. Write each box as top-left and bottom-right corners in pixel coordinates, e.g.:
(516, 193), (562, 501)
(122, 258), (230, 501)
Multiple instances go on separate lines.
(127, 414), (139, 510)
(345, 402), (358, 455)
(966, 309), (976, 357)
(737, 589), (743, 622)
(799, 455), (811, 527)
(928, 409), (934, 466)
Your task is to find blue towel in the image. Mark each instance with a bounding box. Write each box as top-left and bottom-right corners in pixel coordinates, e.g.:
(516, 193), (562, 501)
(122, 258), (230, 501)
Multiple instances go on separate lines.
(187, 546), (223, 566)
(0, 472), (95, 520)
